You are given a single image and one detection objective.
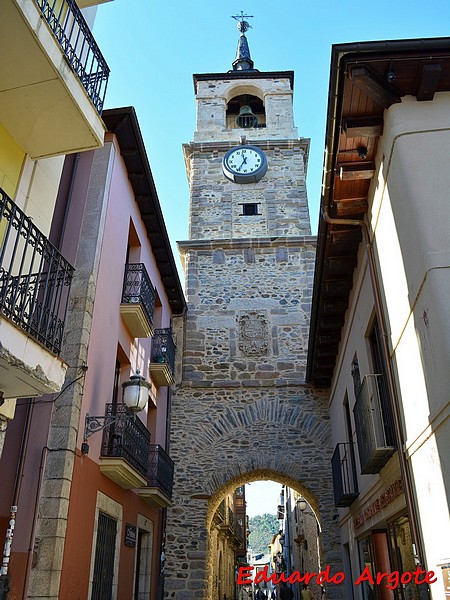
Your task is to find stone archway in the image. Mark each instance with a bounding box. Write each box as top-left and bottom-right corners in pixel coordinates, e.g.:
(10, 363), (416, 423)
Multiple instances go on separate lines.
(205, 470), (323, 600)
(164, 386), (343, 600)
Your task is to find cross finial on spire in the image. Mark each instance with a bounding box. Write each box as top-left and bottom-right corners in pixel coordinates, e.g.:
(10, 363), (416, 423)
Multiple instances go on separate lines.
(231, 11), (253, 34)
(230, 11), (255, 71)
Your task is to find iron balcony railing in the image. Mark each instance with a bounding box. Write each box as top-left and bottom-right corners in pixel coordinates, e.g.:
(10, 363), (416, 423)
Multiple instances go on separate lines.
(0, 189), (74, 355)
(101, 403), (151, 479)
(217, 499), (226, 522)
(331, 442), (359, 507)
(353, 374), (397, 474)
(234, 516), (244, 543)
(146, 444), (174, 499)
(151, 328), (176, 371)
(35, 0), (110, 112)
(227, 507), (235, 531)
(121, 263), (155, 327)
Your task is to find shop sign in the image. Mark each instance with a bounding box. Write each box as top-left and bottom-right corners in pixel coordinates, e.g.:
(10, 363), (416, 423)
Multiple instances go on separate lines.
(354, 479), (403, 529)
(440, 563), (450, 598)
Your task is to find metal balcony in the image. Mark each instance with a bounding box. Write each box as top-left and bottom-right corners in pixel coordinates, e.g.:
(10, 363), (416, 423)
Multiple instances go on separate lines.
(353, 374), (396, 474)
(0, 0), (109, 158)
(138, 444), (174, 508)
(0, 190), (72, 398)
(35, 0), (109, 112)
(331, 442), (359, 507)
(99, 403), (151, 489)
(0, 190), (73, 353)
(120, 263), (155, 338)
(150, 328), (176, 386)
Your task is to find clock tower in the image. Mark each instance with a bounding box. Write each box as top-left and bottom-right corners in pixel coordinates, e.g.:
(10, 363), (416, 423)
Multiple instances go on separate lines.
(165, 16), (342, 600)
(185, 16), (311, 241)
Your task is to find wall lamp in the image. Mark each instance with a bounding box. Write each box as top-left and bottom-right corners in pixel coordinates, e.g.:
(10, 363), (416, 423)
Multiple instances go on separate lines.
(297, 497), (307, 512)
(81, 371), (150, 455)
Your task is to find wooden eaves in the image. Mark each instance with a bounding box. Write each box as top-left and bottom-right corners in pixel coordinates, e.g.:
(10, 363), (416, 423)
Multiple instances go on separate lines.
(306, 37), (450, 387)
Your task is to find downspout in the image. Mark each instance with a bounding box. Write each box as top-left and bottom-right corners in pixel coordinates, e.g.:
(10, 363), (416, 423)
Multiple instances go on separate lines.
(0, 399), (34, 595)
(22, 446), (49, 600)
(321, 203), (429, 587)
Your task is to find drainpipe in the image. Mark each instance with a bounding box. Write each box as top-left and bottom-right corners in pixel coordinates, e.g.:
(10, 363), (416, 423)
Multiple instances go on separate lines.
(22, 446), (49, 600)
(0, 399), (34, 599)
(321, 204), (429, 594)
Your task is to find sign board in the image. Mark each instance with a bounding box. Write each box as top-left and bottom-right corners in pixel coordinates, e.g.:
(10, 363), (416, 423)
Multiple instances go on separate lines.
(125, 523), (137, 548)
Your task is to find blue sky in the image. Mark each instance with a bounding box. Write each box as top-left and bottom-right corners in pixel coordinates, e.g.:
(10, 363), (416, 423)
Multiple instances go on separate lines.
(93, 1), (450, 277)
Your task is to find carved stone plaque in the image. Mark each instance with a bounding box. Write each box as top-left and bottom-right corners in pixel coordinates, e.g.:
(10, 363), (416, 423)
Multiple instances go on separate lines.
(238, 311), (269, 356)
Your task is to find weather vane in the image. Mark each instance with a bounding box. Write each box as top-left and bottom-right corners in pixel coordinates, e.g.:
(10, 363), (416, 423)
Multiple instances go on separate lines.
(231, 11), (254, 34)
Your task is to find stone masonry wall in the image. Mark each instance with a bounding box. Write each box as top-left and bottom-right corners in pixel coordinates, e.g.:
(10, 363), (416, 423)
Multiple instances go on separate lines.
(187, 143), (311, 240)
(164, 237), (344, 599)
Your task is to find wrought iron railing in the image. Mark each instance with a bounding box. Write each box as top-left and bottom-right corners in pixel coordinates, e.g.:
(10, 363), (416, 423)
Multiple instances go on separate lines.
(0, 189), (73, 355)
(227, 506), (235, 531)
(151, 328), (176, 371)
(354, 374), (396, 474)
(121, 263), (155, 327)
(146, 445), (174, 499)
(217, 499), (226, 521)
(101, 403), (151, 478)
(331, 442), (359, 507)
(234, 517), (244, 543)
(34, 0), (110, 112)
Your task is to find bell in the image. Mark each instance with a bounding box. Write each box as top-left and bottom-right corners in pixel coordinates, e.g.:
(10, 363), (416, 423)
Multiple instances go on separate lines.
(235, 105), (258, 129)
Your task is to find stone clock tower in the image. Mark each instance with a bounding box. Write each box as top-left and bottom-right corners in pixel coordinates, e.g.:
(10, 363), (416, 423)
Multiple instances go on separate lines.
(164, 17), (342, 600)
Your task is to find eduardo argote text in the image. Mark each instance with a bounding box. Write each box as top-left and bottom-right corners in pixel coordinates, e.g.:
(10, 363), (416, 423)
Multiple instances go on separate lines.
(237, 565), (437, 590)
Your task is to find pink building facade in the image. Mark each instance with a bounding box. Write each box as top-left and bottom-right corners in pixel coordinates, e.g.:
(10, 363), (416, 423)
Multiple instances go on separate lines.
(0, 107), (185, 599)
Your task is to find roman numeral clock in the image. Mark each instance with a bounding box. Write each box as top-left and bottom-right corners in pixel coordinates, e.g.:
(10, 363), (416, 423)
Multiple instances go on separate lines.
(222, 144), (268, 184)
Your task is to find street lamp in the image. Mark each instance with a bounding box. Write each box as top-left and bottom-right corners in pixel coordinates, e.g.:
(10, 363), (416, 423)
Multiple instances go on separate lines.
(81, 370), (151, 454)
(297, 497), (307, 512)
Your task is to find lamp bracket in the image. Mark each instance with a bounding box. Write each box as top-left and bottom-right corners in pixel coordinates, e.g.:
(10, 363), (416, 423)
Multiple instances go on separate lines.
(83, 413), (133, 442)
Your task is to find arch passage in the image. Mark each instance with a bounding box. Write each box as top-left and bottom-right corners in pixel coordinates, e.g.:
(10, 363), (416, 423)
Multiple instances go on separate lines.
(164, 388), (344, 599)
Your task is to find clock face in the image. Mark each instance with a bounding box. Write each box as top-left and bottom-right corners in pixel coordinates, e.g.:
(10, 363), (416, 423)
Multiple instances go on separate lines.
(222, 145), (267, 184)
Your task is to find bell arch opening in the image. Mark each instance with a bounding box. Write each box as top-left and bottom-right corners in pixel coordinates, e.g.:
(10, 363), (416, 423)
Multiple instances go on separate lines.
(205, 470), (325, 600)
(226, 94), (266, 130)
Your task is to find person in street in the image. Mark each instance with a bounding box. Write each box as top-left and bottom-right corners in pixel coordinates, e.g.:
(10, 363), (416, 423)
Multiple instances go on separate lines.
(279, 583), (294, 600)
(301, 584), (312, 600)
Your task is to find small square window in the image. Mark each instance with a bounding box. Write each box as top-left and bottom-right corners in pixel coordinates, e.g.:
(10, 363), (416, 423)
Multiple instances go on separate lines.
(241, 203), (260, 216)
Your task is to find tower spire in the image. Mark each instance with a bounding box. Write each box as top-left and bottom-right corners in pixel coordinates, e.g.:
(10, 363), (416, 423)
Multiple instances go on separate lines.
(231, 12), (255, 71)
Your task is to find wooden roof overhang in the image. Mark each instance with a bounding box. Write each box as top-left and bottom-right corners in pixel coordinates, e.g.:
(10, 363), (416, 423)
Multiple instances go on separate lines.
(102, 107), (186, 315)
(307, 37), (450, 387)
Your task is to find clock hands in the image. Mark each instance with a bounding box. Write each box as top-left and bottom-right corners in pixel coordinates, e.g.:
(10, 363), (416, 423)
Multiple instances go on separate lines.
(236, 155), (248, 172)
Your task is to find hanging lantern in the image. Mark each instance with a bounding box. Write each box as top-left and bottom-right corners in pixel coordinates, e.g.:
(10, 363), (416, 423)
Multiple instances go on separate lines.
(122, 370), (150, 412)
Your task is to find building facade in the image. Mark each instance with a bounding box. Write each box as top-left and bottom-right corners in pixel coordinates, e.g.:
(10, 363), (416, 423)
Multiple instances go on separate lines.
(0, 0), (110, 456)
(308, 38), (450, 600)
(0, 0), (111, 595)
(0, 106), (185, 598)
(210, 487), (248, 600)
(164, 19), (343, 600)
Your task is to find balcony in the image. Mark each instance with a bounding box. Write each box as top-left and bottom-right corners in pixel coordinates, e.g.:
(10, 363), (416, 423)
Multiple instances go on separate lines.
(150, 328), (176, 386)
(331, 442), (359, 507)
(353, 374), (396, 474)
(138, 444), (174, 508)
(0, 189), (72, 398)
(120, 263), (155, 338)
(0, 0), (110, 159)
(99, 403), (150, 489)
